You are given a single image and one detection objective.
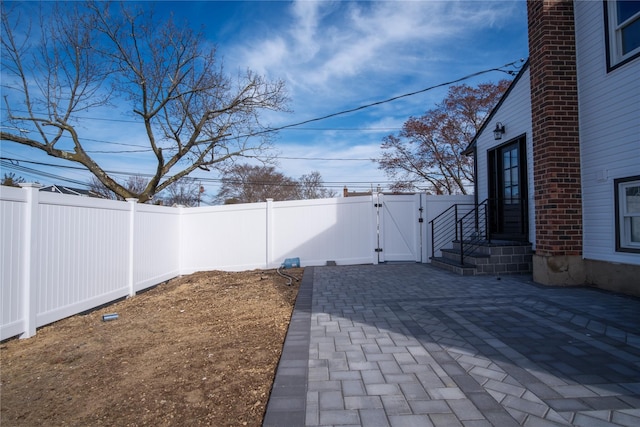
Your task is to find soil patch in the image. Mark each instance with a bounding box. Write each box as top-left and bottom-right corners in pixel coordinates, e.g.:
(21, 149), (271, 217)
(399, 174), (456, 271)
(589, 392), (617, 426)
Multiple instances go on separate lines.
(1, 268), (302, 426)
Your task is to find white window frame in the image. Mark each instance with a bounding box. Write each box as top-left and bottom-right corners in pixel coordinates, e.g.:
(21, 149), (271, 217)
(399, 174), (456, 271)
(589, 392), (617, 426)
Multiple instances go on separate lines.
(605, 1), (640, 69)
(615, 176), (640, 253)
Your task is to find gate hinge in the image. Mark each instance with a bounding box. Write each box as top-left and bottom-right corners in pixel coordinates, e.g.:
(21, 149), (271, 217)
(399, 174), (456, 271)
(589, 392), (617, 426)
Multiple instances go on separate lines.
(374, 203), (382, 207)
(375, 248), (383, 252)
(418, 218), (424, 223)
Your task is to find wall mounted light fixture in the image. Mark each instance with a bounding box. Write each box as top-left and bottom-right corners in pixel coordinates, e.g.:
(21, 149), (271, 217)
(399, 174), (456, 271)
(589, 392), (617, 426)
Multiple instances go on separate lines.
(493, 122), (506, 140)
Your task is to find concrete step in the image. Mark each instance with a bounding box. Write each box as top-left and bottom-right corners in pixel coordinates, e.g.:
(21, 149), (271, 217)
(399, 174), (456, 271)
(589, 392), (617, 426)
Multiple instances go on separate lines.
(430, 257), (477, 276)
(441, 248), (490, 266)
(433, 240), (533, 276)
(452, 240), (533, 256)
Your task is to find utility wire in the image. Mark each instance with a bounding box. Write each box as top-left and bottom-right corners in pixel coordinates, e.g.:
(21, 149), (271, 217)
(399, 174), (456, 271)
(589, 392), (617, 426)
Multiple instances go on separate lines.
(2, 60), (524, 181)
(1, 59), (522, 131)
(2, 59), (524, 153)
(0, 157), (396, 190)
(1, 161), (91, 187)
(277, 156), (374, 161)
(247, 59), (524, 137)
(2, 124), (394, 154)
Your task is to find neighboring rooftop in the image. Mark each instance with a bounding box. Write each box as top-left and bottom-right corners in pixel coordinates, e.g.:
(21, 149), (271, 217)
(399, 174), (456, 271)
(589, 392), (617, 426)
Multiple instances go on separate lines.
(40, 185), (103, 198)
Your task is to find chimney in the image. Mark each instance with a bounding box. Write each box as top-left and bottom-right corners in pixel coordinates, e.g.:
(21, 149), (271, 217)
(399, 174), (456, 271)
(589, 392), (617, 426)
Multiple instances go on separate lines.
(527, 0), (584, 285)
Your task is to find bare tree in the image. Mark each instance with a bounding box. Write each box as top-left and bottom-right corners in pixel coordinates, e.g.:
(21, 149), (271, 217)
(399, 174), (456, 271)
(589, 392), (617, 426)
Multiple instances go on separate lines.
(88, 175), (149, 200)
(216, 164), (300, 204)
(163, 177), (203, 207)
(1, 172), (26, 187)
(378, 80), (510, 194)
(298, 171), (337, 199)
(1, 2), (288, 203)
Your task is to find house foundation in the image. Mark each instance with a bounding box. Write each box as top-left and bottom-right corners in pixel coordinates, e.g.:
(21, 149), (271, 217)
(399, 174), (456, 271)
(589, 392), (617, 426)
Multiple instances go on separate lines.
(584, 259), (640, 297)
(533, 256), (640, 297)
(532, 254), (585, 286)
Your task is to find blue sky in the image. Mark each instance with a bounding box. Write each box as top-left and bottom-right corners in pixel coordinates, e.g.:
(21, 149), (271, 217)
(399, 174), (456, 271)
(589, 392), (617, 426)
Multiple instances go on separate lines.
(0, 0), (529, 200)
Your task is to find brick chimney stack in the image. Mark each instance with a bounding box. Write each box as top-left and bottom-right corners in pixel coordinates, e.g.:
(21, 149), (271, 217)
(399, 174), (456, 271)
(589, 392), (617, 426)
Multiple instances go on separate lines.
(527, 0), (584, 285)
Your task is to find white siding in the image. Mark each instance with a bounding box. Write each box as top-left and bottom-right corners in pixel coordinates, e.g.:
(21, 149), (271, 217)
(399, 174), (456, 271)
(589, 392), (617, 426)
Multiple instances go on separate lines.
(475, 68), (535, 247)
(575, 1), (640, 266)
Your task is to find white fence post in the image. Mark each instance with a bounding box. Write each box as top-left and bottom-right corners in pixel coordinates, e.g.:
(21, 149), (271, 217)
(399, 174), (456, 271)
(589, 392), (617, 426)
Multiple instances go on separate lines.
(420, 193), (426, 263)
(372, 193), (380, 265)
(177, 205), (184, 274)
(266, 198), (273, 268)
(127, 198), (137, 297)
(19, 183), (42, 339)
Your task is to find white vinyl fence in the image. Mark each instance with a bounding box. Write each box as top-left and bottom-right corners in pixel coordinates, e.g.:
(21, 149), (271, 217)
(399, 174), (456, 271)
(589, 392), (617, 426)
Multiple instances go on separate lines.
(1, 184), (471, 340)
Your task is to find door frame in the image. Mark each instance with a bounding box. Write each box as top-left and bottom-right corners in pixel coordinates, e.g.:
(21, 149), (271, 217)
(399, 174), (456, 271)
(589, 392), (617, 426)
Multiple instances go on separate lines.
(487, 135), (529, 241)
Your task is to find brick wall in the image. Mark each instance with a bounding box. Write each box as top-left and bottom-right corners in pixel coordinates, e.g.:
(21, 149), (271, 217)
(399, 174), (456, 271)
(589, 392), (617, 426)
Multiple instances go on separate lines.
(527, 0), (582, 257)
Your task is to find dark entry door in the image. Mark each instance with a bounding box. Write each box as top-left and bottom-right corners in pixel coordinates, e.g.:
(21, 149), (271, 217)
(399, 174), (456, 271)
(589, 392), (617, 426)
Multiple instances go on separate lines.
(488, 137), (528, 240)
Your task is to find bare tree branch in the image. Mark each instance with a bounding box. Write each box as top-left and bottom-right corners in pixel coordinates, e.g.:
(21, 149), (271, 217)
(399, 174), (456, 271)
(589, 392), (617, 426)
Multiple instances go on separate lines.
(378, 80), (510, 194)
(1, 1), (289, 203)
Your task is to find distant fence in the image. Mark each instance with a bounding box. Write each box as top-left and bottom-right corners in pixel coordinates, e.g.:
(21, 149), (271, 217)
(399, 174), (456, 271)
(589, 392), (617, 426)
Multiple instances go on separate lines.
(1, 184), (471, 339)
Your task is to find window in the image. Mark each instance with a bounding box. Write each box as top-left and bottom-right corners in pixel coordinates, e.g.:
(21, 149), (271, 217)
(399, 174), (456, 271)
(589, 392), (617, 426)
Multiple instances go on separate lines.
(615, 176), (640, 253)
(502, 144), (519, 205)
(605, 1), (640, 70)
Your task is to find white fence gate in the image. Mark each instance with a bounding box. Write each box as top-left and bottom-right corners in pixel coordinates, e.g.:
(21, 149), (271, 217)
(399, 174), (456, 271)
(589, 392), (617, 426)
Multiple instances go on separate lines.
(375, 194), (423, 263)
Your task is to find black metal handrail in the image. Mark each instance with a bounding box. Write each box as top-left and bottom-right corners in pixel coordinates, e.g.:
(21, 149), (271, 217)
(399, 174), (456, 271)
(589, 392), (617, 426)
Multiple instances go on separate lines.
(429, 199), (491, 264)
(457, 199), (491, 265)
(429, 203), (476, 259)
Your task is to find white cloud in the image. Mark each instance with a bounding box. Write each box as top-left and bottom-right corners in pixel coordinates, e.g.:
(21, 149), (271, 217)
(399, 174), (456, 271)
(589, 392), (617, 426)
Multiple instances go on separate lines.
(244, 37), (289, 77)
(222, 2), (527, 181)
(236, 1), (516, 97)
(289, 0), (325, 59)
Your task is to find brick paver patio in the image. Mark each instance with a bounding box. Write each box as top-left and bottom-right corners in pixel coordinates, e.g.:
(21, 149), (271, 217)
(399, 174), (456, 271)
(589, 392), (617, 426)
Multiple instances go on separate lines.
(263, 264), (640, 427)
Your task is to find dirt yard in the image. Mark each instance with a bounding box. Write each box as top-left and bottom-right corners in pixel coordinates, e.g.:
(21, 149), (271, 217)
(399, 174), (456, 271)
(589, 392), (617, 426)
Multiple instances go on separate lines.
(0, 268), (303, 427)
